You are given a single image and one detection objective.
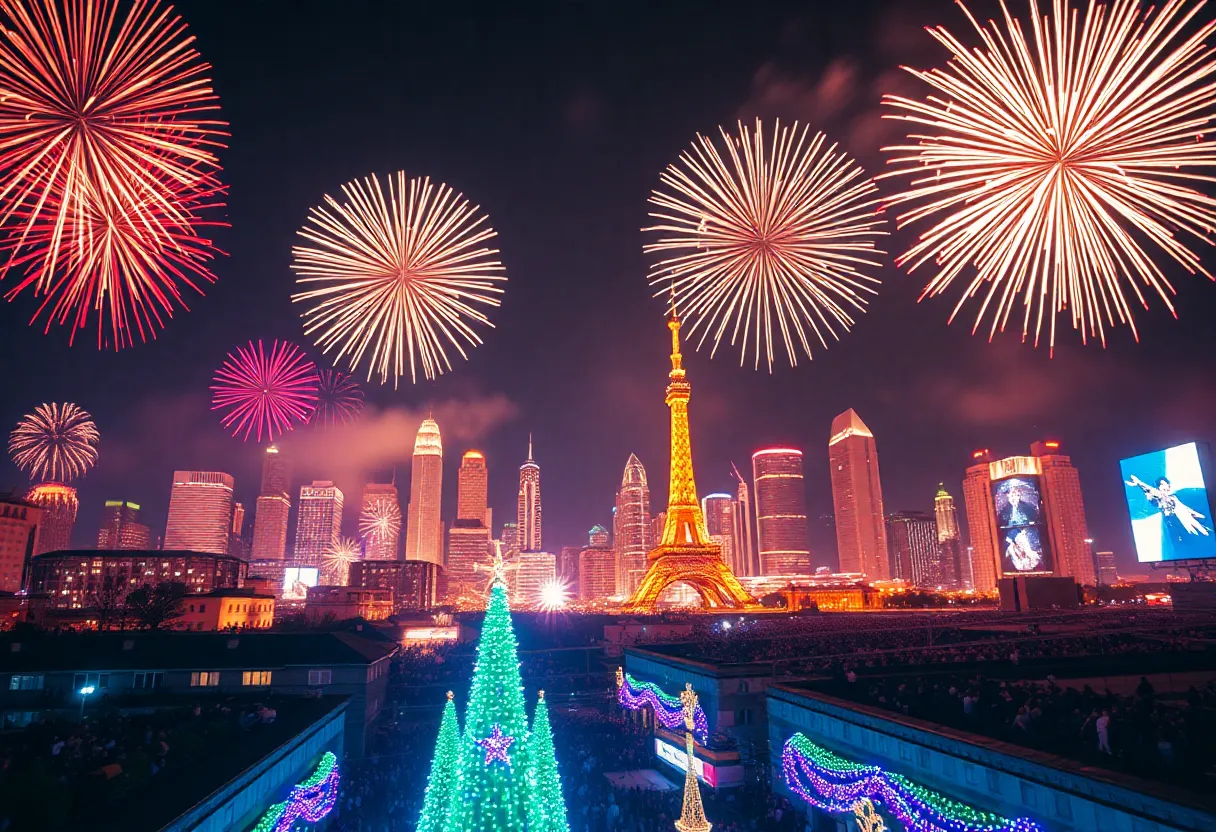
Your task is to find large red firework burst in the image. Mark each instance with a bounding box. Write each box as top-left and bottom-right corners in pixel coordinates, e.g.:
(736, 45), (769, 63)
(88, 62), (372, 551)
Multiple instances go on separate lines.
(309, 369), (365, 428)
(211, 341), (319, 442)
(0, 0), (228, 348)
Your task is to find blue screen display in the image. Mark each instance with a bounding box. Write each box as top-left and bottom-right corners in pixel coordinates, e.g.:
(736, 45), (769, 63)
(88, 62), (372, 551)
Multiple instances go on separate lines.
(1120, 442), (1216, 563)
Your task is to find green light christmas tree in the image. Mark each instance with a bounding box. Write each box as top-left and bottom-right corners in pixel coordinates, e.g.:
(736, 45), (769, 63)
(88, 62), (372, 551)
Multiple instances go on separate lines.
(437, 550), (569, 832)
(418, 690), (461, 832)
(528, 690), (570, 832)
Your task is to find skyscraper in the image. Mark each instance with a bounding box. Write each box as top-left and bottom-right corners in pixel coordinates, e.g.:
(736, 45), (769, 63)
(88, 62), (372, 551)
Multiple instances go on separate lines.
(405, 418), (444, 566)
(964, 441), (1096, 589)
(26, 483), (77, 556)
(97, 500), (152, 550)
(360, 482), (401, 561)
(886, 511), (940, 587)
(517, 435), (542, 552)
(458, 450), (490, 525)
(752, 448), (811, 575)
(731, 463), (759, 576)
(1097, 551), (1118, 585)
(702, 493), (737, 570)
(934, 484), (969, 588)
(962, 450), (999, 592)
(501, 522), (519, 555)
(513, 550), (555, 607)
(0, 494), (41, 593)
(251, 445), (291, 561)
(559, 545), (581, 597)
(294, 481), (344, 567)
(447, 519), (492, 590)
(579, 525), (616, 602)
(1032, 440), (1096, 586)
(613, 453), (652, 595)
(164, 471), (234, 554)
(829, 409), (890, 579)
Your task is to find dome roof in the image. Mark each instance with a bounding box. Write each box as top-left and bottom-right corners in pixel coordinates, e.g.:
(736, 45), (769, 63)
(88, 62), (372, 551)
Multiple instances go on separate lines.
(621, 453), (648, 488)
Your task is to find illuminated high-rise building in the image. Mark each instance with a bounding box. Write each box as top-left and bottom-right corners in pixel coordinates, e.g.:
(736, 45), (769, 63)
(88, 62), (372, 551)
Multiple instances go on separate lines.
(559, 545), (581, 597)
(231, 503), (245, 539)
(752, 448), (811, 575)
(513, 550), (555, 607)
(964, 441), (1095, 589)
(613, 454), (652, 594)
(962, 450), (999, 592)
(293, 481), (344, 568)
(447, 519), (491, 590)
(164, 471), (234, 555)
(360, 482), (401, 561)
(517, 435), (542, 552)
(702, 493), (737, 570)
(501, 522), (519, 556)
(731, 463), (759, 576)
(579, 524), (616, 602)
(886, 511), (939, 587)
(97, 500), (151, 550)
(405, 418), (444, 566)
(1097, 551), (1118, 586)
(0, 494), (41, 593)
(25, 483), (77, 556)
(935, 484), (969, 588)
(829, 409), (889, 579)
(458, 450), (490, 525)
(251, 445), (291, 561)
(934, 484), (960, 542)
(589, 524), (610, 548)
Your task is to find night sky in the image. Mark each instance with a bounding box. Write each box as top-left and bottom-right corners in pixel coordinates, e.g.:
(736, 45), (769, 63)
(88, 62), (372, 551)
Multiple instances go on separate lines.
(5, 0), (1216, 575)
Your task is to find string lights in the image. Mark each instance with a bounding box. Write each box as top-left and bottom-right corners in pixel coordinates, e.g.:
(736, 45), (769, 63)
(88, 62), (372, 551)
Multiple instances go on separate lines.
(617, 671), (709, 742)
(781, 734), (1042, 832)
(251, 751), (340, 832)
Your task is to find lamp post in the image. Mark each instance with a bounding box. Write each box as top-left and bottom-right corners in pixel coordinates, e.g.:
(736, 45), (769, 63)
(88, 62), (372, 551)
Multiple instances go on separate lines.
(79, 685), (95, 719)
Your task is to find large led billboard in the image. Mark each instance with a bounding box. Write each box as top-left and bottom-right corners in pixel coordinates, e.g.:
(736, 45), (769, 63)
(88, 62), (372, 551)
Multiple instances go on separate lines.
(1120, 442), (1216, 563)
(991, 473), (1053, 574)
(283, 566), (320, 600)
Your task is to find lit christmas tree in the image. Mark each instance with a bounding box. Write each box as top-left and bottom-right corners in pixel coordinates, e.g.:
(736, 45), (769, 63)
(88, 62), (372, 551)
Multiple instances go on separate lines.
(440, 550), (567, 832)
(528, 690), (569, 832)
(418, 691), (461, 832)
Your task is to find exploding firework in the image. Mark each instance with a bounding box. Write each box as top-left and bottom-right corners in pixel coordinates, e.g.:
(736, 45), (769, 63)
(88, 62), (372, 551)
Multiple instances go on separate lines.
(211, 341), (319, 442)
(882, 0), (1216, 350)
(291, 171), (506, 387)
(645, 119), (886, 371)
(309, 369), (364, 428)
(0, 0), (228, 348)
(322, 537), (363, 585)
(8, 402), (100, 482)
(359, 498), (402, 548)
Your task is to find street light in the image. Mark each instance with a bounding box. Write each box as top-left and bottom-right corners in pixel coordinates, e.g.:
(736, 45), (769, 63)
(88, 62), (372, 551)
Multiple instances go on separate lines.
(79, 684), (95, 719)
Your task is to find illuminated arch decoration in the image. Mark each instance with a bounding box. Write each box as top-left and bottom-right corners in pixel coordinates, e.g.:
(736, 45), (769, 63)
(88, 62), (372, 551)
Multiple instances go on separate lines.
(623, 312), (760, 613)
(617, 670), (709, 742)
(251, 751), (341, 832)
(781, 734), (1042, 832)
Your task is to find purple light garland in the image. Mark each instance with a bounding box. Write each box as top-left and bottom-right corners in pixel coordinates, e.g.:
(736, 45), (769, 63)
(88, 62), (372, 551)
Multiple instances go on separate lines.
(617, 673), (708, 742)
(251, 751), (341, 832)
(781, 734), (1042, 832)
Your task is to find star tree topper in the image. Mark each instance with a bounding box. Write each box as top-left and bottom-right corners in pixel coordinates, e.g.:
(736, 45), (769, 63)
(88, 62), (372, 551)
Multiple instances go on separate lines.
(477, 723), (515, 765)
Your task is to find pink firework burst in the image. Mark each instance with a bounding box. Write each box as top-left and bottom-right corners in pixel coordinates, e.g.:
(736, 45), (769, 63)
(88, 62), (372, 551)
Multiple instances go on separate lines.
(211, 340), (319, 442)
(309, 369), (364, 428)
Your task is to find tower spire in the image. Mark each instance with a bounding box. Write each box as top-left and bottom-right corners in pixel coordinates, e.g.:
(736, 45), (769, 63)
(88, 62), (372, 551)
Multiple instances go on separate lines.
(527, 432), (533, 462)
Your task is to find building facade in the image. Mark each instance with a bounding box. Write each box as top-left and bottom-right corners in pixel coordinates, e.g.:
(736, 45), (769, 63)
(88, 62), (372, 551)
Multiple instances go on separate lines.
(177, 589), (276, 631)
(457, 450), (490, 525)
(962, 450), (999, 592)
(348, 559), (438, 612)
(752, 449), (811, 575)
(1096, 551), (1118, 585)
(293, 481), (344, 568)
(1032, 440), (1096, 585)
(359, 482), (401, 561)
(164, 471), (235, 555)
(25, 483), (77, 556)
(405, 419), (444, 566)
(26, 550), (247, 609)
(613, 453), (652, 595)
(513, 550), (554, 607)
(578, 545), (616, 603)
(501, 522), (519, 556)
(97, 500), (151, 551)
(828, 409), (889, 580)
(732, 466), (759, 577)
(702, 493), (737, 570)
(0, 495), (40, 593)
(934, 484), (969, 588)
(517, 436), (542, 552)
(446, 519), (491, 590)
(251, 446), (291, 561)
(886, 511), (940, 587)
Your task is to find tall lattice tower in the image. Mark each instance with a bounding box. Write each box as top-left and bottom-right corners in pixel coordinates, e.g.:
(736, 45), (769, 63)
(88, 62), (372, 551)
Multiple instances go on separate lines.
(674, 684), (712, 832)
(623, 311), (757, 611)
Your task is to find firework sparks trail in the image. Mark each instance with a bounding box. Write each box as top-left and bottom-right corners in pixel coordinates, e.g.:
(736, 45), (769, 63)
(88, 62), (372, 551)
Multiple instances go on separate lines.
(881, 0), (1216, 350)
(291, 171), (506, 387)
(645, 119), (886, 371)
(8, 402), (99, 482)
(211, 341), (319, 442)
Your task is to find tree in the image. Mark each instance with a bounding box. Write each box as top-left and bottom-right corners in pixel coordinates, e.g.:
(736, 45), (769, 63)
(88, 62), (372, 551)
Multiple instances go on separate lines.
(443, 577), (539, 832)
(418, 691), (461, 832)
(528, 690), (569, 832)
(89, 582), (125, 631)
(125, 582), (187, 630)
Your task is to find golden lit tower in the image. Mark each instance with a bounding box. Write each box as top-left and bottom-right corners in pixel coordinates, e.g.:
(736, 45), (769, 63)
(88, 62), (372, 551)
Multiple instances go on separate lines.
(406, 418), (444, 566)
(624, 311), (757, 611)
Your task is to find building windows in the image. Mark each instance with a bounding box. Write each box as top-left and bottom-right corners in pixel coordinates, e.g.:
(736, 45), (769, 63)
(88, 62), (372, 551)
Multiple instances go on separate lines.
(133, 672), (162, 690)
(308, 669), (332, 686)
(242, 670), (272, 686)
(72, 672), (109, 691)
(8, 674), (44, 691)
(190, 671), (220, 687)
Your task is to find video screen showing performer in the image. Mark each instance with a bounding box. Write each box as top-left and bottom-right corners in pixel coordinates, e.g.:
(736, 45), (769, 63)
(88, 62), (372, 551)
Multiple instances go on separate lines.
(1121, 442), (1216, 563)
(991, 475), (1053, 574)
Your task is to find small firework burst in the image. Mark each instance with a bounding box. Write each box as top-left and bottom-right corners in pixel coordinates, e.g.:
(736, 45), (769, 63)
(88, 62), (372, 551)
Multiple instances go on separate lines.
(211, 340), (319, 442)
(8, 402), (99, 482)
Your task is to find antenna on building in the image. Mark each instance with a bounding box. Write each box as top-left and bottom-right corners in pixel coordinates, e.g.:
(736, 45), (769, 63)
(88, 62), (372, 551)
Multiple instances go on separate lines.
(730, 462), (745, 484)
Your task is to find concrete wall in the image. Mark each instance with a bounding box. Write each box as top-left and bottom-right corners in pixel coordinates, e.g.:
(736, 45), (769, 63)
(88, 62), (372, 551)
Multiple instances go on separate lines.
(767, 687), (1214, 832)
